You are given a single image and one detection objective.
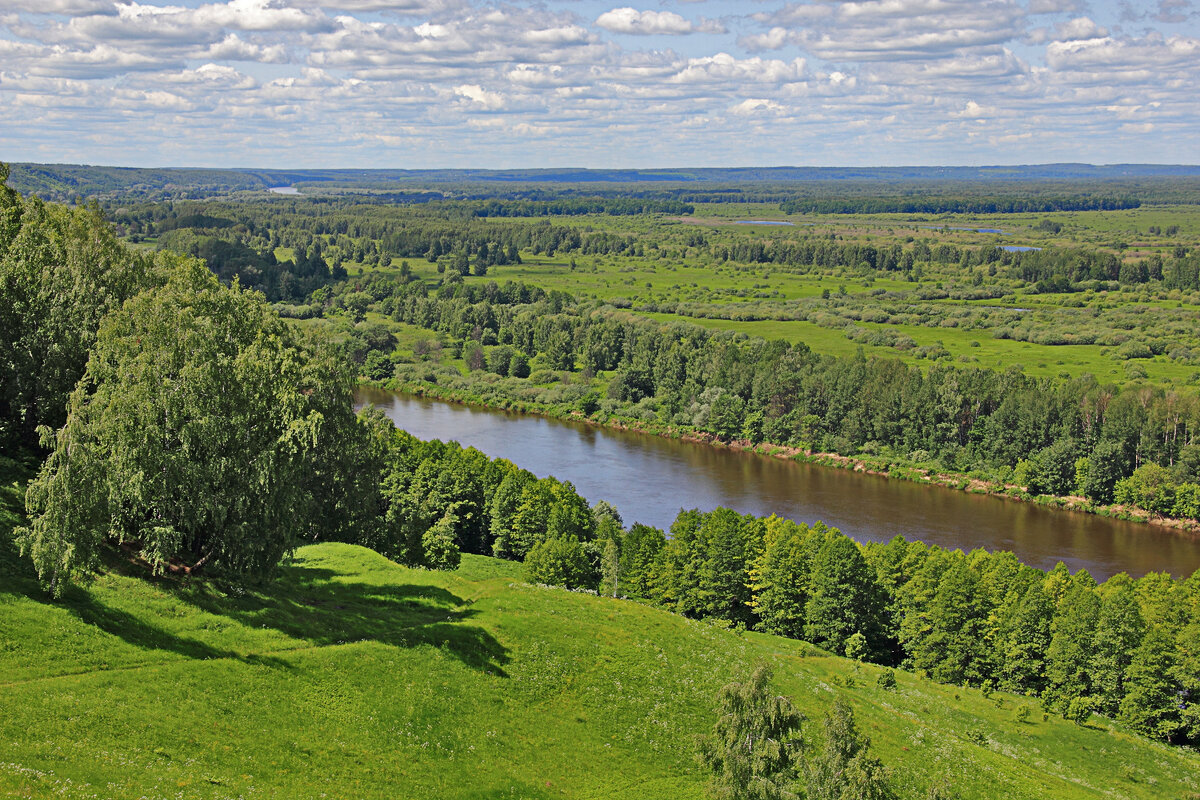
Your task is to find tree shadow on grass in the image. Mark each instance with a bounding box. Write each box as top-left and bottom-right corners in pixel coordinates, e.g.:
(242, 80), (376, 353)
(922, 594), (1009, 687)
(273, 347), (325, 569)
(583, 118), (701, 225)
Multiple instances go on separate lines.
(179, 561), (511, 677)
(61, 585), (288, 667)
(0, 533), (285, 670)
(1, 531), (509, 677)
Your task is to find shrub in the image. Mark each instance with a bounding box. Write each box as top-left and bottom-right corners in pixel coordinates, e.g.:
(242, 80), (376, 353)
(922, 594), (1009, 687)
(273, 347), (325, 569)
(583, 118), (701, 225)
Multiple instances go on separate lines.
(524, 537), (596, 589)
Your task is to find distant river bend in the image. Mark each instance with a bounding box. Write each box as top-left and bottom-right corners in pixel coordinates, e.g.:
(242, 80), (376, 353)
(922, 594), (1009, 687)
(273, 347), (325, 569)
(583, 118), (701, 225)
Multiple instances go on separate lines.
(357, 388), (1200, 581)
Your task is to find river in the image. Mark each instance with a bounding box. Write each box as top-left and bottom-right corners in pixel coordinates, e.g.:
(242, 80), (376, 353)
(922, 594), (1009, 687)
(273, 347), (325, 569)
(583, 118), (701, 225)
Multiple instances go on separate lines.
(357, 388), (1200, 581)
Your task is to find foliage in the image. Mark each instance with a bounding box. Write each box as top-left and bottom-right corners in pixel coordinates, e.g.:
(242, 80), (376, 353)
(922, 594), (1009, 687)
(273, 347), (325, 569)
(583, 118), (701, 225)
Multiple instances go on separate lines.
(696, 664), (804, 800)
(629, 508), (1200, 747)
(15, 260), (364, 595)
(805, 698), (895, 800)
(524, 536), (597, 590)
(0, 174), (161, 449)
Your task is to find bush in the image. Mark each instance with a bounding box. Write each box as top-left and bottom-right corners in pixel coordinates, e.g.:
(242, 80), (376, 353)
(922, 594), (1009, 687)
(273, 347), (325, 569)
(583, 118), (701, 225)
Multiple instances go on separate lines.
(1065, 696), (1095, 725)
(1114, 463), (1176, 515)
(421, 510), (463, 570)
(524, 537), (596, 589)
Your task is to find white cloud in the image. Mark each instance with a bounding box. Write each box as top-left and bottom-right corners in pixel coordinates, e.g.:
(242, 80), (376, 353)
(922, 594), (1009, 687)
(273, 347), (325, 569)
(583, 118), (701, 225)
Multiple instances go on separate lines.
(730, 98), (785, 115)
(756, 0), (1026, 61)
(672, 53), (807, 85)
(0, 0), (1197, 168)
(1028, 0), (1085, 12)
(1046, 33), (1200, 72)
(454, 83), (505, 109)
(2, 0), (117, 12)
(1056, 17), (1109, 41)
(595, 7), (723, 36)
(740, 26), (790, 51)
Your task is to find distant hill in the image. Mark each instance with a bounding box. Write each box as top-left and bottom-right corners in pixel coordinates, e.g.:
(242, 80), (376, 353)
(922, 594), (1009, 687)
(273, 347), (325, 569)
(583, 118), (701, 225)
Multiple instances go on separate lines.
(8, 161), (1200, 204)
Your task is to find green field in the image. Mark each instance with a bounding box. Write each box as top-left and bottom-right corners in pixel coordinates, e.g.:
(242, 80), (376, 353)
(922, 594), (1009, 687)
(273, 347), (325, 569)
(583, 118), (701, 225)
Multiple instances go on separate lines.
(321, 202), (1200, 391)
(3, 534), (1198, 799)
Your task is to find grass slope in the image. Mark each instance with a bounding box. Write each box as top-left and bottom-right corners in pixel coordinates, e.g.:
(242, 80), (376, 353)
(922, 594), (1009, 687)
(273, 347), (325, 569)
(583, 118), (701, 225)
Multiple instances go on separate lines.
(2, 538), (1198, 799)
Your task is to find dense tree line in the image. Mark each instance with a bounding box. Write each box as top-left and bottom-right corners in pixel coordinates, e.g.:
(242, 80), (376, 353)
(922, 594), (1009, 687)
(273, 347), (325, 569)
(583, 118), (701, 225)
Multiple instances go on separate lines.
(107, 195), (1200, 310)
(349, 418), (603, 574)
(781, 195), (1141, 215)
(371, 282), (1200, 517)
(466, 198), (694, 217)
(357, 410), (1200, 746)
(607, 507), (1200, 744)
(0, 166), (167, 451)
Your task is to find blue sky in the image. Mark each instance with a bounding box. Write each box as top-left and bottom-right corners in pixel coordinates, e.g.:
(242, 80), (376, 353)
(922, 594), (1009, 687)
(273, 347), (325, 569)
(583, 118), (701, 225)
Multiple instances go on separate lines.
(1, 0), (1198, 168)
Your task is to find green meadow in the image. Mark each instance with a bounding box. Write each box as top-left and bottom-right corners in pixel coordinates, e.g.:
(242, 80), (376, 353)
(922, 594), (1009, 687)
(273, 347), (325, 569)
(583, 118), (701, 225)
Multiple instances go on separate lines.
(3, 528), (1199, 799)
(318, 202), (1200, 391)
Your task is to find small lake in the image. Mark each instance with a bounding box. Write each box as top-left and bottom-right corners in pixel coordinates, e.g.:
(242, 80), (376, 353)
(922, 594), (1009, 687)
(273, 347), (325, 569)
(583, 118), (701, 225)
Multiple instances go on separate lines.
(268, 186), (300, 195)
(735, 220), (795, 226)
(1000, 245), (1043, 252)
(357, 389), (1200, 581)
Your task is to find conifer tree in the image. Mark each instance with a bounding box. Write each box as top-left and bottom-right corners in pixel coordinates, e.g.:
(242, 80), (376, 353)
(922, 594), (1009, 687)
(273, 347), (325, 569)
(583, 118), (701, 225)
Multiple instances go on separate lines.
(804, 534), (886, 659)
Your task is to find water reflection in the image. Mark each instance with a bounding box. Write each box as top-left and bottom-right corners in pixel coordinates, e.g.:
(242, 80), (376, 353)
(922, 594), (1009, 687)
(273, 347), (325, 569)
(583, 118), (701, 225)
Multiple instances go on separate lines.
(357, 388), (1200, 580)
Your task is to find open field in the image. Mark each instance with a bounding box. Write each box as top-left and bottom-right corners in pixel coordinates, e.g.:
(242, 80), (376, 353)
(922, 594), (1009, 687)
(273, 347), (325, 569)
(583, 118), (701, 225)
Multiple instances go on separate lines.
(276, 201), (1200, 390)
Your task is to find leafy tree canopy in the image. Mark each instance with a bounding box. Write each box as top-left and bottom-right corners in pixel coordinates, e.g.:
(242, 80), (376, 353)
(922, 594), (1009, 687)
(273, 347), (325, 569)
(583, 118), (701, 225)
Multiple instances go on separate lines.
(16, 259), (361, 595)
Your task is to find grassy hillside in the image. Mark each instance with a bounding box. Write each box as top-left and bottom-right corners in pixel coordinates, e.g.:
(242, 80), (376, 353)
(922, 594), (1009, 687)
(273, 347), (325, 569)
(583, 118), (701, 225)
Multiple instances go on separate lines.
(3, 535), (1198, 799)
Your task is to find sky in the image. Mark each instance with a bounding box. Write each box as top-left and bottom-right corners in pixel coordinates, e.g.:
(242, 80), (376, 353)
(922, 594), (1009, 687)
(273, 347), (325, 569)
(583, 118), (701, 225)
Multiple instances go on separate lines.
(1, 0), (1198, 169)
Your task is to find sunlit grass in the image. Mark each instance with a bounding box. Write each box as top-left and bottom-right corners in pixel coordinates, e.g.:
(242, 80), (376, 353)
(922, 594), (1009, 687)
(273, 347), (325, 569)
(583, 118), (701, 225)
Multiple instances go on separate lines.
(2, 531), (1198, 799)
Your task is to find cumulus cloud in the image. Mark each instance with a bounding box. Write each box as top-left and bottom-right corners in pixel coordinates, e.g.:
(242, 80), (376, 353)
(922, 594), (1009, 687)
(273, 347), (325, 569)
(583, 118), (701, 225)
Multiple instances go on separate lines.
(1056, 17), (1110, 41)
(595, 7), (724, 35)
(730, 98), (785, 115)
(751, 0), (1026, 60)
(454, 83), (505, 109)
(0, 0), (1196, 167)
(1046, 33), (1200, 73)
(672, 53), (806, 85)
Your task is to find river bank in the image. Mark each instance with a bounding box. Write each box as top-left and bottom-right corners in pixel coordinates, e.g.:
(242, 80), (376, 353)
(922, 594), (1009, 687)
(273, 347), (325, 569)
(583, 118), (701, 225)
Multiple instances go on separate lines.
(370, 376), (1200, 544)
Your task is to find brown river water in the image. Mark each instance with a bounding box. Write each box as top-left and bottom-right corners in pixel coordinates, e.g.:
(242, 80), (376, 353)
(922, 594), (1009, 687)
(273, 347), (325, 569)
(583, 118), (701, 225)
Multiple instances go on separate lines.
(357, 387), (1200, 581)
